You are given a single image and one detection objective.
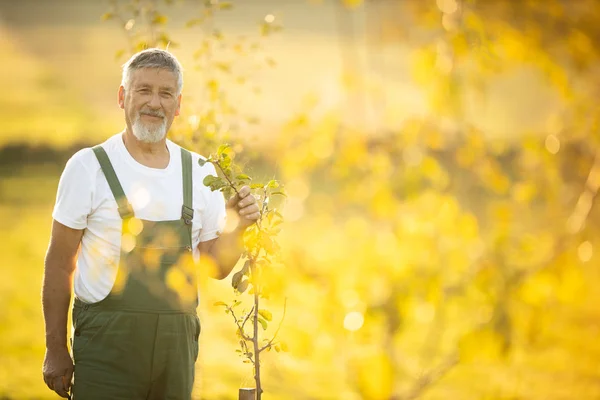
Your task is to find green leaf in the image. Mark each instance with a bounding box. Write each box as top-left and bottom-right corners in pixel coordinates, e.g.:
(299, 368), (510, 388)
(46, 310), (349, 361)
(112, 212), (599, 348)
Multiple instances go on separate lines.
(209, 180), (227, 191)
(213, 301), (227, 307)
(237, 279), (249, 294)
(267, 180), (279, 188)
(258, 309), (273, 321)
(258, 317), (268, 330)
(236, 174), (252, 181)
(198, 158), (207, 167)
(275, 345), (281, 352)
(220, 156), (232, 170)
(231, 270), (244, 289)
(241, 259), (252, 275)
(219, 1), (233, 9)
(217, 144), (231, 157)
(203, 175), (217, 186)
(101, 12), (114, 21)
(271, 191), (287, 197)
(250, 183), (265, 189)
(280, 342), (289, 352)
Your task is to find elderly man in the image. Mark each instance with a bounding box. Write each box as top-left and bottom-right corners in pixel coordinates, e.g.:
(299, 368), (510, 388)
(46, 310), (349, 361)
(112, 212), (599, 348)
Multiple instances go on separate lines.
(41, 48), (259, 399)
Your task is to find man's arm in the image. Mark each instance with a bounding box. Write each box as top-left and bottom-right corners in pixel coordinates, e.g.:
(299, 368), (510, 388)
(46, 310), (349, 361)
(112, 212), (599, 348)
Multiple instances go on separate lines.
(199, 185), (259, 280)
(42, 220), (83, 398)
(199, 226), (245, 280)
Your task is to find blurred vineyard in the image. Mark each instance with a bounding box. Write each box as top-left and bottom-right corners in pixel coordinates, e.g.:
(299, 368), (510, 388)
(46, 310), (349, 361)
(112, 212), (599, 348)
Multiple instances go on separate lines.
(3, 0), (600, 399)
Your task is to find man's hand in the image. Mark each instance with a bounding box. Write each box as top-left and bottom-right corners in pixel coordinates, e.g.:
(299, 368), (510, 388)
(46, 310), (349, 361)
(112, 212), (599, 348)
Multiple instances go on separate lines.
(227, 185), (260, 229)
(42, 347), (73, 398)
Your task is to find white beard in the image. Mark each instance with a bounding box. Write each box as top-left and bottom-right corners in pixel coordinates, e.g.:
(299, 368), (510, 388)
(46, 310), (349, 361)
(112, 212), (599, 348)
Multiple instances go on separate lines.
(132, 113), (167, 143)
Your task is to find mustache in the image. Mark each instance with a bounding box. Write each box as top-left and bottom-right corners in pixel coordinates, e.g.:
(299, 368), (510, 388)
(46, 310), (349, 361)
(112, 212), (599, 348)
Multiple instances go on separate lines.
(139, 110), (165, 118)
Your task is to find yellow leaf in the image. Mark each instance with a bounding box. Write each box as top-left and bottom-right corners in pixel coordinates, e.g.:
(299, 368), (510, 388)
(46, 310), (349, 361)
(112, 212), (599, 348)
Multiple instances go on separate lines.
(258, 309), (273, 322)
(152, 14), (168, 25)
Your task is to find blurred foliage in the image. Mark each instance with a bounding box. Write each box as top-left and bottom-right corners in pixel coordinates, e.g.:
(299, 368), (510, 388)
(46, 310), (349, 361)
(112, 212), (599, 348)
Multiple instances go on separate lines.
(4, 0), (600, 399)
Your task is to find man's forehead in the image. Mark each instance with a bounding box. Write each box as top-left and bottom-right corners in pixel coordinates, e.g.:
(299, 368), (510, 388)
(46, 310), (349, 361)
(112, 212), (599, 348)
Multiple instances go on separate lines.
(130, 68), (177, 87)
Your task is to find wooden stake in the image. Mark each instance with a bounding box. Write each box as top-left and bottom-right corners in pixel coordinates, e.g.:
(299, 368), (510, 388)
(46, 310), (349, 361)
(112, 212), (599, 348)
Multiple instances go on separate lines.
(239, 388), (256, 400)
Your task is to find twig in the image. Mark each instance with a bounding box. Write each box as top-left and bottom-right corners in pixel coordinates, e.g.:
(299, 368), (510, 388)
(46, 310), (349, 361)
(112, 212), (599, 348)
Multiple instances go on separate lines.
(213, 160), (241, 198)
(241, 305), (255, 332)
(228, 306), (252, 342)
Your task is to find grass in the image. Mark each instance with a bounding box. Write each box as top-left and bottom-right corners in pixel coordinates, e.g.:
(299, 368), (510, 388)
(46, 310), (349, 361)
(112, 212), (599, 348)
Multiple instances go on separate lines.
(0, 167), (59, 399)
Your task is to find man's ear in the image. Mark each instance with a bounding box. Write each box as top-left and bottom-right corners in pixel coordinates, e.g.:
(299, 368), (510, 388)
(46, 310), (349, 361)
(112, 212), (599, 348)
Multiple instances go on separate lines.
(118, 86), (125, 109)
(175, 93), (182, 116)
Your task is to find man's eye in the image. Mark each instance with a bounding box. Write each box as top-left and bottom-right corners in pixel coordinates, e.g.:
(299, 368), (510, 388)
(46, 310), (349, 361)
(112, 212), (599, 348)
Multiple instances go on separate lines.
(138, 88), (150, 94)
(161, 92), (173, 97)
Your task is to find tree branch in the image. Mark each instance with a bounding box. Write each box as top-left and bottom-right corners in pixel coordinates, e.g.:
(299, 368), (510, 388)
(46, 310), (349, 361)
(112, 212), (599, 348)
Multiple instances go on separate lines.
(228, 305), (253, 342)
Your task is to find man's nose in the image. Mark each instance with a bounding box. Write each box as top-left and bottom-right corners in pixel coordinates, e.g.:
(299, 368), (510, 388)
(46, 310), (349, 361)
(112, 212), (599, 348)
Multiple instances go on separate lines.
(148, 92), (161, 109)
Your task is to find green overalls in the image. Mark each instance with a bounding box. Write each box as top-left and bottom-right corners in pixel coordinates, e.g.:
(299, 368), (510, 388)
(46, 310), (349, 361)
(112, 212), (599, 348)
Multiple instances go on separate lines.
(71, 146), (201, 400)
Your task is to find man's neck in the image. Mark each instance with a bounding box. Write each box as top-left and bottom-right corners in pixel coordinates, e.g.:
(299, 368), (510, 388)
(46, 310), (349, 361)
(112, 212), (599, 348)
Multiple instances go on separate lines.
(121, 130), (170, 169)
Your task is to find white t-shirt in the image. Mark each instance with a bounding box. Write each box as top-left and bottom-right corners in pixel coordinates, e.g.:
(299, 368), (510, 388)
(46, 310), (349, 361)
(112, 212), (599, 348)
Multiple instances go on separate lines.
(52, 133), (227, 303)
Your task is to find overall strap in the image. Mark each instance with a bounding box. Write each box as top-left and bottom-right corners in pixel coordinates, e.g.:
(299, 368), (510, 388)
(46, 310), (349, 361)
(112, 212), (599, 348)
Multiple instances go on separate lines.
(180, 148), (194, 225)
(92, 146), (134, 219)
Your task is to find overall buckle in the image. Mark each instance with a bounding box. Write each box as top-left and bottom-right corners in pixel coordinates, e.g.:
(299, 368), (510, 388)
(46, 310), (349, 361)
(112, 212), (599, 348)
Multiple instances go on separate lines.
(182, 205), (194, 225)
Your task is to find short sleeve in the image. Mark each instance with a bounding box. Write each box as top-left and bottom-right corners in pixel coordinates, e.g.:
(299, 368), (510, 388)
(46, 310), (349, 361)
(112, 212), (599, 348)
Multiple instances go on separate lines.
(52, 150), (94, 230)
(198, 163), (227, 242)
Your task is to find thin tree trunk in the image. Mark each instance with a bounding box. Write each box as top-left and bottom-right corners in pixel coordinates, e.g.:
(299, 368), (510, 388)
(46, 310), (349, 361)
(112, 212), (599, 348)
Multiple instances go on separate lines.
(253, 282), (262, 399)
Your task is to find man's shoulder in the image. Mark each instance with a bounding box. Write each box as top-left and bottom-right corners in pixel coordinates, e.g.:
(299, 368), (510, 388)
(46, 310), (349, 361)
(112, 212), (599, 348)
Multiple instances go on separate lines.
(67, 134), (122, 171)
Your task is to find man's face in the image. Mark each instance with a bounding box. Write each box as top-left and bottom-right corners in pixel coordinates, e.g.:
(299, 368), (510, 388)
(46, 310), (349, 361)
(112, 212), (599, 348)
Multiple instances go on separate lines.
(119, 67), (181, 143)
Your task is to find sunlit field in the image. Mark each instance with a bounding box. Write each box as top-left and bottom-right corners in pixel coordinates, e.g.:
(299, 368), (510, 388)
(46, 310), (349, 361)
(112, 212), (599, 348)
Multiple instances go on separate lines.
(4, 0), (600, 399)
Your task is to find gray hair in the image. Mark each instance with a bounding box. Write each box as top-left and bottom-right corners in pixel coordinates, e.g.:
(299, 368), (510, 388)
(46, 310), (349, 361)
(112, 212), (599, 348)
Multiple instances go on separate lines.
(121, 48), (183, 95)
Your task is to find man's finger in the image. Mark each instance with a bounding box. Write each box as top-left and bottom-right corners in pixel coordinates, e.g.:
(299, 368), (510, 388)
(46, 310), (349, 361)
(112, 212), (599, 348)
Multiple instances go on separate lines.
(238, 185), (251, 198)
(52, 375), (70, 398)
(63, 374), (72, 393)
(43, 375), (53, 391)
(239, 204), (260, 216)
(226, 194), (239, 209)
(237, 195), (257, 209)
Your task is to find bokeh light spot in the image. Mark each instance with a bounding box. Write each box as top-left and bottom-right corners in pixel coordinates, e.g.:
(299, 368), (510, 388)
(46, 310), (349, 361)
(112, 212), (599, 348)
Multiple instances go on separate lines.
(127, 217), (144, 236)
(283, 197), (304, 222)
(545, 134), (560, 154)
(124, 19), (135, 31)
(224, 208), (240, 233)
(436, 0), (458, 14)
(343, 311), (364, 332)
(578, 241), (593, 263)
(286, 178), (310, 201)
(121, 234), (136, 253)
(131, 186), (150, 209)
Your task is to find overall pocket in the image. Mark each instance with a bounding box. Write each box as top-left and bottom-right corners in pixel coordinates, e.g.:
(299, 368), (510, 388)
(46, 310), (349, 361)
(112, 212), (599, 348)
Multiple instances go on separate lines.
(72, 309), (116, 360)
